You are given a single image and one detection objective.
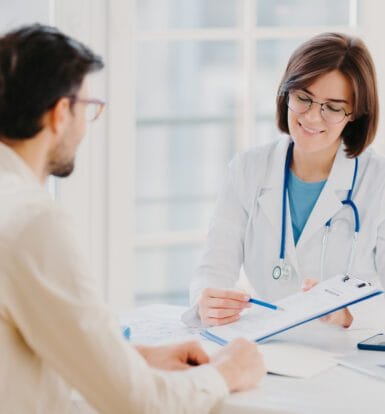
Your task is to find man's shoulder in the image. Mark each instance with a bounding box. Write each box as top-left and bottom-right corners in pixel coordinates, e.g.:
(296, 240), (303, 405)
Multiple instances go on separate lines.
(0, 182), (65, 245)
(0, 189), (79, 283)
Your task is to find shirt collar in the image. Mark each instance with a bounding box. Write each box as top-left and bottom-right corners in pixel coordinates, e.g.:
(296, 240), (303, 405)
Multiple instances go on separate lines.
(0, 140), (42, 188)
(264, 137), (355, 191)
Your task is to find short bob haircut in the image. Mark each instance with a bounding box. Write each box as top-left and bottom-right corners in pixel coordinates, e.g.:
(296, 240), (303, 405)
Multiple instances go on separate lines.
(276, 32), (378, 158)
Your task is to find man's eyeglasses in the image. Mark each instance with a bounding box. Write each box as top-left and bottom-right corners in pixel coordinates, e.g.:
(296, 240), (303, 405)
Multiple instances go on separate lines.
(287, 91), (353, 124)
(68, 96), (106, 122)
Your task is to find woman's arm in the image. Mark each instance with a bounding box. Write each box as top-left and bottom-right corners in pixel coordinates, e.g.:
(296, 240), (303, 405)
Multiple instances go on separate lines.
(186, 154), (255, 326)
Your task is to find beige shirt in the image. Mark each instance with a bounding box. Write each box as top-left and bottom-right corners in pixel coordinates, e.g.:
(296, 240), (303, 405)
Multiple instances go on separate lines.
(0, 142), (228, 414)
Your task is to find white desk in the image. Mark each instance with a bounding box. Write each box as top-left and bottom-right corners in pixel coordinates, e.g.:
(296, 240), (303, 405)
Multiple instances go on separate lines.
(222, 329), (385, 414)
(124, 304), (385, 414)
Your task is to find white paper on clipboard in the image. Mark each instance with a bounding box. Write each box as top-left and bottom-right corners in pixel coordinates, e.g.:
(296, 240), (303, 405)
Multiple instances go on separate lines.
(202, 274), (384, 345)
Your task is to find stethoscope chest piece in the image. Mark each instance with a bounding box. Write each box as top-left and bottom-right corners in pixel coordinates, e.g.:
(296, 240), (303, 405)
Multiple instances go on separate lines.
(272, 265), (281, 280)
(272, 262), (292, 281)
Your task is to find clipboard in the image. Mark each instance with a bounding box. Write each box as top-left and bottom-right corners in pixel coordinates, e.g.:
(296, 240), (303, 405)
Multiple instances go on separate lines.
(202, 274), (384, 345)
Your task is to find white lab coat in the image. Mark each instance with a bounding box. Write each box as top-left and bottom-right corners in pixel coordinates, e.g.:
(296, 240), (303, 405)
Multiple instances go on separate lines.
(184, 137), (385, 328)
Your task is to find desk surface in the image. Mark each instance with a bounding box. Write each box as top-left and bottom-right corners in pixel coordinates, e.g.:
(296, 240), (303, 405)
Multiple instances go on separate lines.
(124, 304), (385, 414)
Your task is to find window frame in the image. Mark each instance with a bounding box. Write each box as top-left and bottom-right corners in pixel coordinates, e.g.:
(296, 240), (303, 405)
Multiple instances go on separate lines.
(56, 0), (385, 312)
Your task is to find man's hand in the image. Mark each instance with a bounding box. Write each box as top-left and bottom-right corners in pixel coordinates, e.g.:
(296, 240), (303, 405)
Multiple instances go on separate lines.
(135, 341), (209, 370)
(211, 338), (266, 392)
(302, 278), (353, 328)
(136, 338), (267, 392)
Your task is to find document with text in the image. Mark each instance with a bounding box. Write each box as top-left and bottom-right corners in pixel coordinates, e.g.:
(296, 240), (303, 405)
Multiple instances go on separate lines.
(202, 274), (384, 345)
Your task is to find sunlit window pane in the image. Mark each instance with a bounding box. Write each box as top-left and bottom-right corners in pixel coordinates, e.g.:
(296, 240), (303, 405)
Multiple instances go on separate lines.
(256, 0), (351, 27)
(137, 41), (241, 118)
(138, 0), (242, 30)
(136, 40), (240, 233)
(136, 123), (234, 233)
(254, 38), (305, 145)
(256, 38), (304, 115)
(134, 246), (202, 305)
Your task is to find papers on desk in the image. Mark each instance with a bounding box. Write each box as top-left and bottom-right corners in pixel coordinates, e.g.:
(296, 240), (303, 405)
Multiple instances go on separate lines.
(201, 330), (338, 379)
(122, 304), (340, 379)
(260, 341), (337, 378)
(120, 304), (201, 345)
(336, 351), (385, 381)
(202, 274), (383, 345)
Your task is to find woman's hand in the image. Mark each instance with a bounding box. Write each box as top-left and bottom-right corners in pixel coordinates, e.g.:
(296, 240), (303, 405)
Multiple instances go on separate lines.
(198, 288), (251, 326)
(302, 278), (353, 328)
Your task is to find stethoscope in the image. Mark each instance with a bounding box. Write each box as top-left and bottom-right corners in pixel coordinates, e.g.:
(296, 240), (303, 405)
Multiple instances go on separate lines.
(272, 141), (360, 282)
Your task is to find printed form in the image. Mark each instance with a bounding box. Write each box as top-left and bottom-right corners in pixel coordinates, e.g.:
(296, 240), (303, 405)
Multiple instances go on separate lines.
(203, 274), (383, 344)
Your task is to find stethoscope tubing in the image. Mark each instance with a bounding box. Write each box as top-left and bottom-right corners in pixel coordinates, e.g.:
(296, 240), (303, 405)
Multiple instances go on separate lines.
(277, 141), (360, 280)
(279, 142), (294, 261)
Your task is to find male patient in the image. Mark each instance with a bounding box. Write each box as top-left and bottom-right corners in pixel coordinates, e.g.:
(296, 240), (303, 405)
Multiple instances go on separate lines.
(0, 24), (265, 413)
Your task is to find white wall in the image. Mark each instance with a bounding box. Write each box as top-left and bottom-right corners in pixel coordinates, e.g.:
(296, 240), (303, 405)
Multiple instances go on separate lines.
(0, 0), (52, 29)
(358, 0), (385, 155)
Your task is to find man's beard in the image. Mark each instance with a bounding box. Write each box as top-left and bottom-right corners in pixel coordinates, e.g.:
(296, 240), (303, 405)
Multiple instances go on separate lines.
(50, 160), (75, 177)
(47, 149), (75, 177)
(47, 138), (76, 178)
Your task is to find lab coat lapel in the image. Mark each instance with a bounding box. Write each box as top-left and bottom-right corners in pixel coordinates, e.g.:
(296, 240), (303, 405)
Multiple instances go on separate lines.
(284, 194), (299, 274)
(257, 138), (289, 237)
(296, 143), (355, 249)
(257, 138), (300, 274)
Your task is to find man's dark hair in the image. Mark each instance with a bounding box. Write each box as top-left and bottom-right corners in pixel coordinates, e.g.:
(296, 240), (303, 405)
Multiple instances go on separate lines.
(0, 24), (104, 140)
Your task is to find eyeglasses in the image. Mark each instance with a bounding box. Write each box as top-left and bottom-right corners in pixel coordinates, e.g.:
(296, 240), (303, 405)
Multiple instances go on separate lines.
(287, 91), (353, 124)
(68, 96), (106, 122)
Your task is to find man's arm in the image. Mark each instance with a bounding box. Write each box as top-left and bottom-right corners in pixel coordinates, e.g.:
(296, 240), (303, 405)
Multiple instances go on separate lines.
(5, 208), (230, 414)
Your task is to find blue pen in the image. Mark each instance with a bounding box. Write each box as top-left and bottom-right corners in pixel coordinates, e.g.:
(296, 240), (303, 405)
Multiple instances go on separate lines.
(248, 297), (284, 311)
(121, 325), (131, 340)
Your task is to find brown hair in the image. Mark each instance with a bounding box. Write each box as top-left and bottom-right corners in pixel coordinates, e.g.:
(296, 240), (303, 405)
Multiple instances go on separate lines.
(276, 32), (378, 157)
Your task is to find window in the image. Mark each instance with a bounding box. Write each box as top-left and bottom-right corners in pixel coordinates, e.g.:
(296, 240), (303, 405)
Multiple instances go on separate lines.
(131, 0), (357, 306)
(6, 0), (382, 314)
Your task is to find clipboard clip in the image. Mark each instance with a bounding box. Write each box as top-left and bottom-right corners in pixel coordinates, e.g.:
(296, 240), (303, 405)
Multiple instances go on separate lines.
(342, 274), (371, 288)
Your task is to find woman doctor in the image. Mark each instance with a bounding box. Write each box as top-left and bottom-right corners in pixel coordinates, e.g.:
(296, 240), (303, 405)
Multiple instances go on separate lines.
(183, 32), (385, 329)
